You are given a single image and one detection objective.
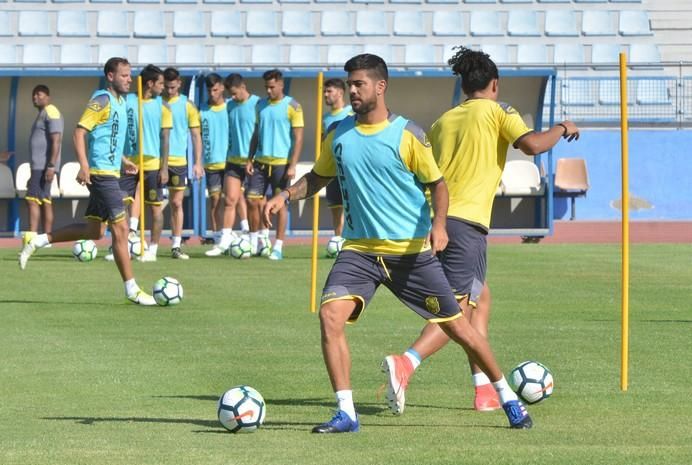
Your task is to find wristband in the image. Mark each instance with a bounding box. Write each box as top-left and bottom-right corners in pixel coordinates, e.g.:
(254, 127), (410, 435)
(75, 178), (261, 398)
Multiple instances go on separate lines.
(279, 190), (290, 201)
(46, 163), (55, 169)
(557, 123), (568, 136)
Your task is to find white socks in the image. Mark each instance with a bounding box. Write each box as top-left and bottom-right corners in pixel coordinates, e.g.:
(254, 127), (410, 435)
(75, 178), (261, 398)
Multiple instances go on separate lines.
(171, 236), (182, 249)
(492, 376), (518, 404)
(249, 232), (259, 251)
(33, 233), (50, 248)
(335, 390), (357, 421)
(273, 239), (283, 253)
(240, 219), (249, 233)
(404, 348), (422, 370)
(124, 279), (140, 296)
(472, 372), (491, 387)
(129, 217), (139, 232)
(148, 244), (158, 256)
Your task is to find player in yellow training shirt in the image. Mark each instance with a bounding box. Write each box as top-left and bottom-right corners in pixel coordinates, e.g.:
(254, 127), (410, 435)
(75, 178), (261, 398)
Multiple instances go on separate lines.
(382, 46), (580, 414)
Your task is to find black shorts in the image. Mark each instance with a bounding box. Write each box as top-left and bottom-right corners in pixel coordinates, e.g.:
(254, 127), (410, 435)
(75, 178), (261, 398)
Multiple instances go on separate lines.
(119, 170), (164, 205)
(224, 161), (247, 183)
(168, 165), (188, 191)
(85, 175), (127, 224)
(325, 178), (343, 208)
(205, 168), (224, 196)
(246, 162), (289, 199)
(321, 250), (461, 323)
(26, 169), (53, 205)
(438, 217), (487, 306)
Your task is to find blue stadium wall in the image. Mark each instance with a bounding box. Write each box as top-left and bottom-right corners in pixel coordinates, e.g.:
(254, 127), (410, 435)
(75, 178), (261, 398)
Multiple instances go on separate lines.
(552, 129), (692, 220)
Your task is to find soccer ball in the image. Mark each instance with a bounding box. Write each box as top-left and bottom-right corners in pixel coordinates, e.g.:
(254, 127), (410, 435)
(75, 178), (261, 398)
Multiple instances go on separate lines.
(72, 240), (97, 262)
(153, 276), (183, 306)
(509, 360), (554, 404)
(258, 244), (271, 257)
(326, 236), (345, 258)
(128, 234), (148, 258)
(230, 236), (252, 259)
(218, 385), (266, 433)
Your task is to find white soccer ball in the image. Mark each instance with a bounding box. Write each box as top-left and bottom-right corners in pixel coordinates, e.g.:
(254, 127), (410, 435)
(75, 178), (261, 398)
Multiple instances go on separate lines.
(72, 239), (98, 262)
(153, 276), (183, 306)
(230, 236), (252, 259)
(128, 235), (148, 258)
(509, 360), (554, 404)
(326, 236), (345, 258)
(218, 385), (266, 433)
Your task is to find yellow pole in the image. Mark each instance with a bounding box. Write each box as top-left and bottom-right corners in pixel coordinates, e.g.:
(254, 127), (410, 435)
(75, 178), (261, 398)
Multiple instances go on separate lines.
(310, 73), (324, 313)
(619, 52), (630, 391)
(137, 76), (146, 250)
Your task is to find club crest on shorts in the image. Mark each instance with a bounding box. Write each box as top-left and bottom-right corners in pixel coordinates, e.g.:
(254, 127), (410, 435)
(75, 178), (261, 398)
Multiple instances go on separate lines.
(149, 189), (157, 201)
(425, 296), (440, 314)
(171, 175), (179, 186)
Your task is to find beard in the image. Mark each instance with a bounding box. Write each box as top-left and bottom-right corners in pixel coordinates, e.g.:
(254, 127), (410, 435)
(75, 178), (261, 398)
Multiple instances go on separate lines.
(351, 97), (376, 115)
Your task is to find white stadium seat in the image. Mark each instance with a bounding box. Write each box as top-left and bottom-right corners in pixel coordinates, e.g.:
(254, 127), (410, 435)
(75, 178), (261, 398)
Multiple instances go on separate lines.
(432, 11), (465, 36)
(59, 162), (90, 198)
(501, 160), (544, 196)
(289, 45), (321, 65)
(173, 11), (206, 38)
(246, 11), (279, 37)
(23, 45), (53, 64)
(393, 11), (426, 37)
(282, 11), (315, 37)
(251, 44), (282, 64)
(57, 11), (89, 37)
(470, 11), (503, 36)
(175, 44), (206, 64)
(137, 44), (168, 64)
(97, 11), (130, 38)
(321, 11), (353, 37)
(134, 11), (166, 39)
(0, 164), (17, 199)
(60, 44), (93, 64)
(0, 11), (11, 37)
(98, 44), (128, 64)
(19, 11), (51, 37)
(582, 11), (616, 36)
(507, 10), (541, 37)
(211, 11), (242, 37)
(15, 163), (31, 198)
(214, 45), (245, 65)
(0, 45), (18, 64)
(356, 11), (388, 37)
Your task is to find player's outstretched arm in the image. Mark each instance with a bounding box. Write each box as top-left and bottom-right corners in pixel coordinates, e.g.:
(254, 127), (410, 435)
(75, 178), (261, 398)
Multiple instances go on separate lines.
(263, 170), (333, 227)
(517, 121), (580, 156)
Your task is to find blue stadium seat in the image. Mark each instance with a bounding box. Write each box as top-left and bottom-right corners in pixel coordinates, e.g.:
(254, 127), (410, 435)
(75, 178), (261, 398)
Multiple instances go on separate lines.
(517, 44), (547, 64)
(15, 0), (47, 2)
(211, 11), (242, 37)
(91, 0), (124, 3)
(203, 0), (236, 3)
(591, 44), (623, 66)
(60, 44), (92, 64)
(363, 44), (393, 62)
(619, 10), (653, 36)
(537, 0), (569, 3)
(480, 44), (508, 64)
(321, 11), (353, 36)
(315, 0), (347, 3)
(213, 45), (245, 64)
(289, 45), (321, 65)
(57, 11), (89, 37)
(241, 0), (272, 3)
(507, 10), (540, 37)
(636, 80), (671, 105)
(134, 11), (166, 38)
(23, 45), (53, 64)
(173, 11), (205, 38)
(0, 45), (18, 64)
(356, 11), (388, 36)
(393, 11), (425, 37)
(432, 11), (465, 36)
(428, 0), (459, 3)
(582, 10), (616, 36)
(470, 11), (502, 36)
(175, 45), (206, 64)
(610, 0), (641, 2)
(19, 11), (51, 37)
(353, 0), (385, 3)
(246, 11), (279, 37)
(404, 44), (437, 65)
(553, 43), (586, 65)
(327, 44), (361, 65)
(54, 0), (86, 3)
(97, 10), (130, 37)
(464, 0), (494, 3)
(166, 0), (198, 3)
(391, 0), (422, 3)
(0, 11), (11, 37)
(501, 0), (531, 3)
(280, 0), (311, 3)
(629, 44), (661, 65)
(252, 45), (282, 65)
(282, 11), (315, 37)
(98, 44), (128, 64)
(129, 0), (160, 3)
(545, 11), (578, 37)
(574, 0), (606, 3)
(561, 80), (595, 106)
(137, 44), (168, 64)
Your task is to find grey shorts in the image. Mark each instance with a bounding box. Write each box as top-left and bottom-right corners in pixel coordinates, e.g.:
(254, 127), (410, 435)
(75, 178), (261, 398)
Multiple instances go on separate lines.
(85, 175), (127, 224)
(321, 250), (461, 323)
(438, 217), (487, 306)
(325, 178), (343, 208)
(26, 169), (53, 204)
(205, 168), (224, 196)
(119, 170), (164, 205)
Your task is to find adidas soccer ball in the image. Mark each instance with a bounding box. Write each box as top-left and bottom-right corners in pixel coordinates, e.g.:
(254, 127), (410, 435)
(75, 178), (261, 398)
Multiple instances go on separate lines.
(128, 235), (148, 258)
(218, 385), (266, 433)
(509, 360), (554, 404)
(326, 236), (345, 258)
(72, 239), (97, 262)
(153, 276), (183, 306)
(230, 236), (252, 259)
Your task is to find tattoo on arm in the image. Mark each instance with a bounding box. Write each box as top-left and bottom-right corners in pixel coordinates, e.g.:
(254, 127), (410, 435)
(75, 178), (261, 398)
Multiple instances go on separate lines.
(286, 171), (333, 201)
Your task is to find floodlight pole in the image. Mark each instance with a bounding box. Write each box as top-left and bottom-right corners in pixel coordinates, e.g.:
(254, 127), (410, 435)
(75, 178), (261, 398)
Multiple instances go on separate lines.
(310, 73), (324, 313)
(619, 53), (630, 392)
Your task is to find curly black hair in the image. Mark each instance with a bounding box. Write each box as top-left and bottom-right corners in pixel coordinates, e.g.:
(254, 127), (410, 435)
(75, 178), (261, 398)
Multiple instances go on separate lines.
(447, 46), (499, 95)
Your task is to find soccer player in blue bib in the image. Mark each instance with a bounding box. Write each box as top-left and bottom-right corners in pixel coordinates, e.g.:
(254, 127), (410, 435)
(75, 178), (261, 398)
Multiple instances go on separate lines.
(19, 57), (156, 305)
(205, 73), (257, 256)
(199, 73), (230, 245)
(382, 47), (580, 414)
(120, 64), (172, 262)
(163, 67), (203, 260)
(264, 54), (533, 432)
(322, 78), (352, 254)
(247, 69), (304, 260)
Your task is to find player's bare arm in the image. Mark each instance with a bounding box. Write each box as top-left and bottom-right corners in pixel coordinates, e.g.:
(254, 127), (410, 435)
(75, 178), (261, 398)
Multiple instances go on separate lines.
(190, 127), (203, 179)
(246, 126), (259, 176)
(517, 121), (580, 156)
(263, 171), (332, 226)
(286, 126), (304, 180)
(159, 128), (170, 185)
(73, 126), (91, 185)
(427, 179), (449, 254)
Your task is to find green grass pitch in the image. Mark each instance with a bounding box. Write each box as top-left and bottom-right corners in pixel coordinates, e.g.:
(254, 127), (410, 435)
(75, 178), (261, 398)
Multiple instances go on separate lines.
(1, 243), (691, 465)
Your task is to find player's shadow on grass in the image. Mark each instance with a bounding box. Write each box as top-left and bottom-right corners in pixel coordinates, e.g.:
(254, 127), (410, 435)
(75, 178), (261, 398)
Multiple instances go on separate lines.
(43, 416), (220, 429)
(0, 298), (103, 305)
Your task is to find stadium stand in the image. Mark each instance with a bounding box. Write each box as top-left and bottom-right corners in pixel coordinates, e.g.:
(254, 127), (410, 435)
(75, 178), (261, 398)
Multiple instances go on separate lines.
(210, 11), (243, 37)
(321, 11), (353, 36)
